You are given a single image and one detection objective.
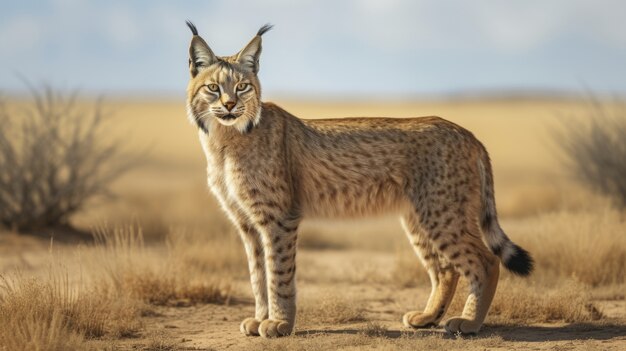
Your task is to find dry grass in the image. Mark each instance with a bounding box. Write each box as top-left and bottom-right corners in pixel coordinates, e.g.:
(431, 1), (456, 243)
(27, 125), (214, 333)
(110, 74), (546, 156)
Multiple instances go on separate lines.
(92, 225), (237, 306)
(505, 205), (626, 287)
(0, 275), (86, 351)
(487, 279), (602, 324)
(0, 223), (241, 350)
(0, 270), (141, 351)
(298, 293), (366, 326)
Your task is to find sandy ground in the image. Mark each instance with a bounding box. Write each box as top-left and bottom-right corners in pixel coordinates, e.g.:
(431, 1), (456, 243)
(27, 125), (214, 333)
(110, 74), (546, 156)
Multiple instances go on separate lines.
(2, 237), (624, 350)
(125, 245), (626, 351)
(125, 302), (626, 351)
(112, 251), (626, 351)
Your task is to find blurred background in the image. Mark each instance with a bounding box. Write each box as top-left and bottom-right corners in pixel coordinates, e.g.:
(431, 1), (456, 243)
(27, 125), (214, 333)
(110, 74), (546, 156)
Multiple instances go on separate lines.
(1, 0), (625, 98)
(0, 0), (624, 247)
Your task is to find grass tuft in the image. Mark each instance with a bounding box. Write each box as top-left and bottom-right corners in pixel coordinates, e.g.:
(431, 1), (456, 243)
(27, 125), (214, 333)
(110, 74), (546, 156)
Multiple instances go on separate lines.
(0, 271), (141, 351)
(299, 293), (366, 326)
(93, 225), (235, 307)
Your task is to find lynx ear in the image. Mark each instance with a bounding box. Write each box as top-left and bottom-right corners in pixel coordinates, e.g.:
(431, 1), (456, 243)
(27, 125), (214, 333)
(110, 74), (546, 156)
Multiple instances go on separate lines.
(186, 21), (218, 77)
(235, 24), (273, 73)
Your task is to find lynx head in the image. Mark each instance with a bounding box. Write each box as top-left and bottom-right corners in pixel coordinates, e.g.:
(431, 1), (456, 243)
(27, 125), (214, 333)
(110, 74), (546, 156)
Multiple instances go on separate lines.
(185, 21), (272, 134)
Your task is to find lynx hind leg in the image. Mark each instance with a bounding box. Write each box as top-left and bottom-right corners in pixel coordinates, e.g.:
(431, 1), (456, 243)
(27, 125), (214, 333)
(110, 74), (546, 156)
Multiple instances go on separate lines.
(404, 194), (500, 334)
(444, 249), (499, 335)
(429, 218), (499, 335)
(401, 216), (460, 329)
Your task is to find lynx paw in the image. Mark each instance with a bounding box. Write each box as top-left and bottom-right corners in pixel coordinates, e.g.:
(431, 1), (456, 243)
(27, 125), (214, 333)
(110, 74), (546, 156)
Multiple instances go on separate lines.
(258, 319), (293, 338)
(402, 311), (439, 328)
(240, 318), (261, 336)
(444, 317), (481, 335)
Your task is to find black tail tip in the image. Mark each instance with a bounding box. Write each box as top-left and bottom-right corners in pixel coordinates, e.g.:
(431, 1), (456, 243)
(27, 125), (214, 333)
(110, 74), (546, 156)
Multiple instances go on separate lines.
(504, 244), (534, 276)
(186, 20), (198, 36)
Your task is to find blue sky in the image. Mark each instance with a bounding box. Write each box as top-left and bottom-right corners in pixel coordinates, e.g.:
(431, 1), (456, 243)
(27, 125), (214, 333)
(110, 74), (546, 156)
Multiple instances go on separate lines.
(1, 0), (625, 98)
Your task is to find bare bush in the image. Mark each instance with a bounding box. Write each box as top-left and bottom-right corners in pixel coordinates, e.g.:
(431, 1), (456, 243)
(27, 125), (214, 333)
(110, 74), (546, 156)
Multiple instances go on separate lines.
(0, 85), (134, 231)
(556, 98), (626, 208)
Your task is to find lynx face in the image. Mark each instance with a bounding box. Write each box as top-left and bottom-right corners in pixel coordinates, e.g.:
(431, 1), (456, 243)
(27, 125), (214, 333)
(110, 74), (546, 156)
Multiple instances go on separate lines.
(185, 22), (271, 134)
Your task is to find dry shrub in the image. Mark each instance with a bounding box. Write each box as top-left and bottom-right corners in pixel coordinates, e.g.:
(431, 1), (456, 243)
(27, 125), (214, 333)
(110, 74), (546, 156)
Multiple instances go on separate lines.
(93, 225), (235, 306)
(508, 207), (626, 286)
(556, 98), (626, 208)
(0, 86), (134, 231)
(488, 279), (600, 324)
(0, 271), (141, 351)
(298, 293), (366, 326)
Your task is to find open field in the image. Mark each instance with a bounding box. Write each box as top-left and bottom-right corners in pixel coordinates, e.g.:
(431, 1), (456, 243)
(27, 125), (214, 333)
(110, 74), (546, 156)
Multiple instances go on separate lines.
(1, 97), (625, 350)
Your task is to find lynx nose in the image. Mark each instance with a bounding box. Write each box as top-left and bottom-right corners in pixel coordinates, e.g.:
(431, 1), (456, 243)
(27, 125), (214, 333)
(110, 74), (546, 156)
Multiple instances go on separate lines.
(224, 101), (236, 111)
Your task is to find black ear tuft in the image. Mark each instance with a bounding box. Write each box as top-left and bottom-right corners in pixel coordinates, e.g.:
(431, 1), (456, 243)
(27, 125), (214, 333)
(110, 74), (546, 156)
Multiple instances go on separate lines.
(186, 20), (198, 36)
(257, 23), (273, 36)
(187, 21), (217, 77)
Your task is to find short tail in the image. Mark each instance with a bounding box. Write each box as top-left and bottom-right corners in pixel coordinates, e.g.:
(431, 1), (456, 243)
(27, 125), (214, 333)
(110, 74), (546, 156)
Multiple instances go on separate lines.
(478, 153), (534, 276)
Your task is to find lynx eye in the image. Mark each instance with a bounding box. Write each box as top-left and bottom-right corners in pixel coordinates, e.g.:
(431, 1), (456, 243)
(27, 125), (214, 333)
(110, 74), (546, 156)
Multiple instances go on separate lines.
(206, 84), (220, 92)
(236, 83), (249, 92)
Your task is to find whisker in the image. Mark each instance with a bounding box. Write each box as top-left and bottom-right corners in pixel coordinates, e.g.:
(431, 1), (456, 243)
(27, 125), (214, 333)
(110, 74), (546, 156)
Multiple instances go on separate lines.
(196, 111), (214, 119)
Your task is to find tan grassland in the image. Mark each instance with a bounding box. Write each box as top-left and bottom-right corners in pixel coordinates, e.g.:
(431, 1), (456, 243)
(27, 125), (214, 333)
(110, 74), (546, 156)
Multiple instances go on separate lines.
(0, 97), (624, 350)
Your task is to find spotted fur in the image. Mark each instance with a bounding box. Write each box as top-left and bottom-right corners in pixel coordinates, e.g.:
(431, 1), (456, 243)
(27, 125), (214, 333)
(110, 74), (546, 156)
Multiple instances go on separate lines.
(185, 22), (533, 337)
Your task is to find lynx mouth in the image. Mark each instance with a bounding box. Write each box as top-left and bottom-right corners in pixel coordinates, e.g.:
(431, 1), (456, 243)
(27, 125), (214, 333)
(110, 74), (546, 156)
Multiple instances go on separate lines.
(218, 114), (237, 121)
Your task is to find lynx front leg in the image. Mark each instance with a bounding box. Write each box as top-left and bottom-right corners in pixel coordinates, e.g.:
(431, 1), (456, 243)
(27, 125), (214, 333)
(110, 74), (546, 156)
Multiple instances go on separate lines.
(257, 216), (299, 338)
(237, 222), (269, 336)
(208, 181), (269, 337)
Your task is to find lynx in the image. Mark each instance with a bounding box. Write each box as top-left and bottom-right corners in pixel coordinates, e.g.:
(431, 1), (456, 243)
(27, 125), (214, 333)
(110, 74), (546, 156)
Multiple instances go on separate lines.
(185, 22), (533, 337)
